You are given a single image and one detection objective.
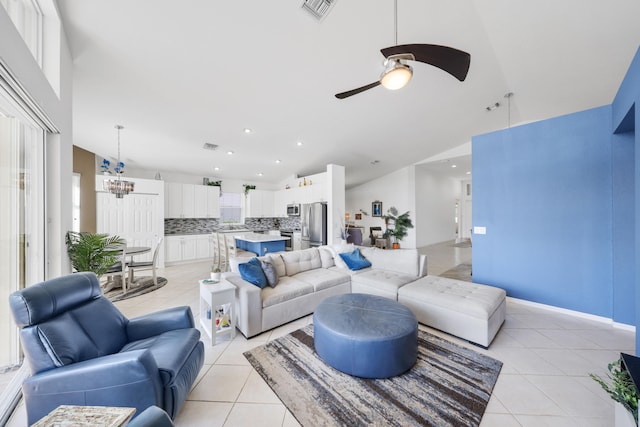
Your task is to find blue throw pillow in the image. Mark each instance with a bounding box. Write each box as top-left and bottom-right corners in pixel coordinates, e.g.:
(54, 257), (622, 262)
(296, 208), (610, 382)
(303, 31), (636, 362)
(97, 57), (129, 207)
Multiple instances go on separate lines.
(239, 258), (268, 288)
(339, 248), (372, 271)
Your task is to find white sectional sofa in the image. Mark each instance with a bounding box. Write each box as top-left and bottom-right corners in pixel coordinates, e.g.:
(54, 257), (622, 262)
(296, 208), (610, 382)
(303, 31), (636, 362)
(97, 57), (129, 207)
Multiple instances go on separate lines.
(225, 245), (427, 338)
(224, 244), (506, 347)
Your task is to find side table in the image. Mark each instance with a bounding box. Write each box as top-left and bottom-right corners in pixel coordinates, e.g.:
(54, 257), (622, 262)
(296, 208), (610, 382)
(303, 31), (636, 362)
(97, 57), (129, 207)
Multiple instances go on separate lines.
(199, 279), (236, 345)
(32, 405), (135, 426)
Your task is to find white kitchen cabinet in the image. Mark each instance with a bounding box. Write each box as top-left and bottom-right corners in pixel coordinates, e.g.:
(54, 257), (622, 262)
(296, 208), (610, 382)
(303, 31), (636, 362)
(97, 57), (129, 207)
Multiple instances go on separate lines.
(273, 190), (287, 217)
(166, 183), (220, 218)
(165, 236), (183, 263)
(195, 235), (211, 259)
(194, 185), (220, 218)
(246, 190), (275, 218)
(165, 183), (195, 218)
(165, 234), (209, 264)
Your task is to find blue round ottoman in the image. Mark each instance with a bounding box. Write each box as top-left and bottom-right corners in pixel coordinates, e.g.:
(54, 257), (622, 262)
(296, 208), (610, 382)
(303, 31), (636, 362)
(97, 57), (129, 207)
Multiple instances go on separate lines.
(313, 293), (418, 379)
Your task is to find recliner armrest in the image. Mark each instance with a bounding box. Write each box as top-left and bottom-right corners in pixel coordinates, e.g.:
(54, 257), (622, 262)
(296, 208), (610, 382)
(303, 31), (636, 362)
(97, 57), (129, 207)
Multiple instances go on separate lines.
(127, 306), (195, 341)
(22, 350), (163, 425)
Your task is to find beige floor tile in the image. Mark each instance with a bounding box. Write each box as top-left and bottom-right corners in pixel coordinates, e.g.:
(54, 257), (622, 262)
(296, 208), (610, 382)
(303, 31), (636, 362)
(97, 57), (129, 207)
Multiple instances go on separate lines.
(189, 365), (252, 402)
(514, 414), (583, 427)
(479, 413), (522, 427)
(236, 369), (281, 404)
(223, 402), (286, 427)
(174, 401), (233, 427)
(282, 410), (302, 427)
(492, 374), (564, 416)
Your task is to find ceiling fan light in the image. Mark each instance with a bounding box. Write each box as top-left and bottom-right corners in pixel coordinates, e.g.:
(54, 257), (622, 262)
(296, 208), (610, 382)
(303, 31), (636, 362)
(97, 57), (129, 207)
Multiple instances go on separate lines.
(380, 63), (413, 90)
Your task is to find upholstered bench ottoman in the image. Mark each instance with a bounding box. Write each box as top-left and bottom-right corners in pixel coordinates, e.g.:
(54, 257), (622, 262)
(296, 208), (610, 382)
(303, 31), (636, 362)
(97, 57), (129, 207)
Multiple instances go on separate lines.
(397, 275), (506, 348)
(313, 293), (418, 379)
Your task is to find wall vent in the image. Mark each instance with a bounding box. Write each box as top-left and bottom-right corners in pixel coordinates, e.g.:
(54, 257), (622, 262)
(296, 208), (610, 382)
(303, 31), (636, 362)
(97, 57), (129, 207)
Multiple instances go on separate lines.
(302, 0), (336, 21)
(202, 143), (218, 151)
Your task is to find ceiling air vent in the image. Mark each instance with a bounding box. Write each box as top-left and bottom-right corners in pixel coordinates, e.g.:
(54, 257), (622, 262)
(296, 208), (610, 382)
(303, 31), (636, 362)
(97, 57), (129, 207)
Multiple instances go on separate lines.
(302, 0), (336, 21)
(202, 143), (218, 151)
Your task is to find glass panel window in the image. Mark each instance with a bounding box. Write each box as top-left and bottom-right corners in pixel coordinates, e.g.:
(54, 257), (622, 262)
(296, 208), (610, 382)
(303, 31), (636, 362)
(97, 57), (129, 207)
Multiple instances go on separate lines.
(219, 192), (242, 224)
(0, 0), (43, 66)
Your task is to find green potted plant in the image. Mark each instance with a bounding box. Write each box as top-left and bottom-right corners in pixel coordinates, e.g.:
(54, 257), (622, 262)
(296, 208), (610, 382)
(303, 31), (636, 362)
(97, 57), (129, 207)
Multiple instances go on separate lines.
(65, 231), (125, 278)
(382, 207), (414, 249)
(590, 358), (639, 426)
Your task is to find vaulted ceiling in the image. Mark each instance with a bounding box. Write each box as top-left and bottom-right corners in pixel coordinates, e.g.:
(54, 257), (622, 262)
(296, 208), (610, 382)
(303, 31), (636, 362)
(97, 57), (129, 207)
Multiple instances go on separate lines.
(57, 0), (640, 188)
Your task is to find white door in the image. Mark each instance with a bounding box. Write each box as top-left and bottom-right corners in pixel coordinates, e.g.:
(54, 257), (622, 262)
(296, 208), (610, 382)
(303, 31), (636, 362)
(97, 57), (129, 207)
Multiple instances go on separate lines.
(460, 180), (472, 240)
(97, 192), (163, 265)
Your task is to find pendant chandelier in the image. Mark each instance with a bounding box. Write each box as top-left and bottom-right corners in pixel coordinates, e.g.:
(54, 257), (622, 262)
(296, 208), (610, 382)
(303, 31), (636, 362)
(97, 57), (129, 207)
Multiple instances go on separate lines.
(103, 125), (135, 198)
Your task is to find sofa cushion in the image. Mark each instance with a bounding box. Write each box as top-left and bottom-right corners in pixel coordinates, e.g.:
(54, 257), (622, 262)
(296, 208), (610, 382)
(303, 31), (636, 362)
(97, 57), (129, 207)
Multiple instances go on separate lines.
(261, 277), (314, 308)
(351, 269), (417, 294)
(280, 248), (322, 276)
(359, 247), (419, 276)
(239, 258), (268, 288)
(259, 253), (287, 278)
(260, 260), (279, 287)
(318, 246), (335, 269)
(293, 268), (351, 292)
(339, 248), (372, 271)
(327, 243), (355, 269)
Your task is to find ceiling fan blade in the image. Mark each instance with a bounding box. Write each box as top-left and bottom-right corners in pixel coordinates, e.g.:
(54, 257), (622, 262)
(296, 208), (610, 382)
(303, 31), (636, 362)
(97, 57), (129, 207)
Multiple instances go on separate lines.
(335, 81), (381, 99)
(381, 44), (470, 81)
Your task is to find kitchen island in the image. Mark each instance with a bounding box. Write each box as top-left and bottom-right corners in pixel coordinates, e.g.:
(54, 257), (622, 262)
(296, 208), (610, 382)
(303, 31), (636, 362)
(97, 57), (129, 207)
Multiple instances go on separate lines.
(234, 233), (290, 255)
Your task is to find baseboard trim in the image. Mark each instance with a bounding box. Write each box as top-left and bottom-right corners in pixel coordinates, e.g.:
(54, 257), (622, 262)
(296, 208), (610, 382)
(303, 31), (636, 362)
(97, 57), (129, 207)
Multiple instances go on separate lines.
(506, 296), (636, 333)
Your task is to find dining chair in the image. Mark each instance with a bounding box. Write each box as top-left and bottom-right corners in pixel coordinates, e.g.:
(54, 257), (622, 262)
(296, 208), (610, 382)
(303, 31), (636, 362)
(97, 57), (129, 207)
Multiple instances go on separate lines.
(104, 245), (128, 293)
(224, 234), (253, 263)
(217, 233), (229, 272)
(128, 238), (163, 286)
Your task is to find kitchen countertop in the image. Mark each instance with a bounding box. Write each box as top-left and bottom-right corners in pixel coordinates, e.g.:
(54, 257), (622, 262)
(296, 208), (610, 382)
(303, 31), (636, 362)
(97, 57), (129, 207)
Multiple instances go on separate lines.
(234, 233), (290, 242)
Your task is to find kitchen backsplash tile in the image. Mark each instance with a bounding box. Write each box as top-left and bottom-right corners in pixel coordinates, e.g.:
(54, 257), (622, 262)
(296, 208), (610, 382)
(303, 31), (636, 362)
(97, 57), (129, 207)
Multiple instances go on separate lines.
(165, 217), (301, 235)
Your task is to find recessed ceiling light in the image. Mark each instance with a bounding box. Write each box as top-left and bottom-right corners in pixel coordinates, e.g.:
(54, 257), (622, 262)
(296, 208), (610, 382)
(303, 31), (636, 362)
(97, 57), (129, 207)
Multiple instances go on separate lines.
(275, 159), (281, 164)
(214, 167), (220, 171)
(257, 172), (263, 177)
(466, 171), (471, 175)
(227, 151), (234, 155)
(451, 164), (457, 168)
(296, 141), (303, 146)
(244, 128), (252, 134)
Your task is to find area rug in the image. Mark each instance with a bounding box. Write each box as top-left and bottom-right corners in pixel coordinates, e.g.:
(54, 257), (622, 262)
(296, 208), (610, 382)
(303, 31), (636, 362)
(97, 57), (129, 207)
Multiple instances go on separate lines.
(439, 263), (473, 282)
(244, 325), (502, 427)
(103, 276), (167, 302)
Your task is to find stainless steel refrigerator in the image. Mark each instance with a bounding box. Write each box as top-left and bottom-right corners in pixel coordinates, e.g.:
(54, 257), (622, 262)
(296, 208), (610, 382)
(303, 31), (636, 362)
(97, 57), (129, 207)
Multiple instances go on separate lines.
(301, 202), (327, 249)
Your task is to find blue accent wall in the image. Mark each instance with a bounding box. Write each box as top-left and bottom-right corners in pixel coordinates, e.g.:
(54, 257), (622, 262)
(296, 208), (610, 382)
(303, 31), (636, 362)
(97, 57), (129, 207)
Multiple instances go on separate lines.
(472, 46), (640, 352)
(473, 106), (614, 317)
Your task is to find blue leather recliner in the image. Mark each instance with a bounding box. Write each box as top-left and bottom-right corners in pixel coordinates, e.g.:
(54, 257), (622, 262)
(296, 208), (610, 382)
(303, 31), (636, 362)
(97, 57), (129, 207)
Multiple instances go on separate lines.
(8, 272), (204, 425)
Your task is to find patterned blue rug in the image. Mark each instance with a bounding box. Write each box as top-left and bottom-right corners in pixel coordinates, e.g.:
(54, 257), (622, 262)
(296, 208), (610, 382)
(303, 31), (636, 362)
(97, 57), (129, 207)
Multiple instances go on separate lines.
(244, 324), (502, 426)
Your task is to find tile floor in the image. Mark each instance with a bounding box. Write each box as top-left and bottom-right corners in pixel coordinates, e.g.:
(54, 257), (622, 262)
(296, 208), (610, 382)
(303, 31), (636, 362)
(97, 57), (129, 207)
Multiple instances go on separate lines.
(6, 241), (635, 426)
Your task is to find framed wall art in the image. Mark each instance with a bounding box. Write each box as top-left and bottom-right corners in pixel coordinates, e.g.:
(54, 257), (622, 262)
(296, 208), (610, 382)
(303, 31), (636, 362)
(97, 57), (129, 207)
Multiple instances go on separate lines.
(372, 201), (382, 217)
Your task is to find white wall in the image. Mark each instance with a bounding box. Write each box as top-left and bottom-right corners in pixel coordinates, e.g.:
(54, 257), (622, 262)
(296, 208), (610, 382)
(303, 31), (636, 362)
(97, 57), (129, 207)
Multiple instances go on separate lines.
(414, 166), (460, 247)
(346, 166), (416, 248)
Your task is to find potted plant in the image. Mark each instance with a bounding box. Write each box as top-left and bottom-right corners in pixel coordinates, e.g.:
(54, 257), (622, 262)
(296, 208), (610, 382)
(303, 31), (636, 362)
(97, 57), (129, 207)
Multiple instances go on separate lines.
(211, 259), (222, 281)
(590, 358), (639, 426)
(65, 231), (125, 278)
(383, 207), (414, 249)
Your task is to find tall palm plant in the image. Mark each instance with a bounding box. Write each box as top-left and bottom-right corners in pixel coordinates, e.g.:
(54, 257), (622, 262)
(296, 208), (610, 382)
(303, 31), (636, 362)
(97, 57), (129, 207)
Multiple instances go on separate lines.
(65, 231), (125, 278)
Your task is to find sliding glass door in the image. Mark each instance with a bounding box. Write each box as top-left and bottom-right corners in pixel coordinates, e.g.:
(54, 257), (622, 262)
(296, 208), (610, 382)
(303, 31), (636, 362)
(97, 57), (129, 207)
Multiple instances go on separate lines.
(0, 97), (45, 423)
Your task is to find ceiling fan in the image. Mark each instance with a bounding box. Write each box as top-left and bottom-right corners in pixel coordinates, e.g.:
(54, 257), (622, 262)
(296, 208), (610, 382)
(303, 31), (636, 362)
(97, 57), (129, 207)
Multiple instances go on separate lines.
(335, 1), (471, 100)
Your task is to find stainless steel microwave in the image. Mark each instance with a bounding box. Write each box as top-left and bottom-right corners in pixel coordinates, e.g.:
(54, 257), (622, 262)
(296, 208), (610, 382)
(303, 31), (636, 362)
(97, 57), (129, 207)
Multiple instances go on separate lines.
(287, 204), (300, 216)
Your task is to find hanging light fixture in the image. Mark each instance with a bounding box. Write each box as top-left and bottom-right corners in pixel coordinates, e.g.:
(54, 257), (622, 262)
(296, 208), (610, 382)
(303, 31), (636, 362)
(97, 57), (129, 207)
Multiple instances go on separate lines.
(103, 125), (135, 198)
(380, 0), (413, 90)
